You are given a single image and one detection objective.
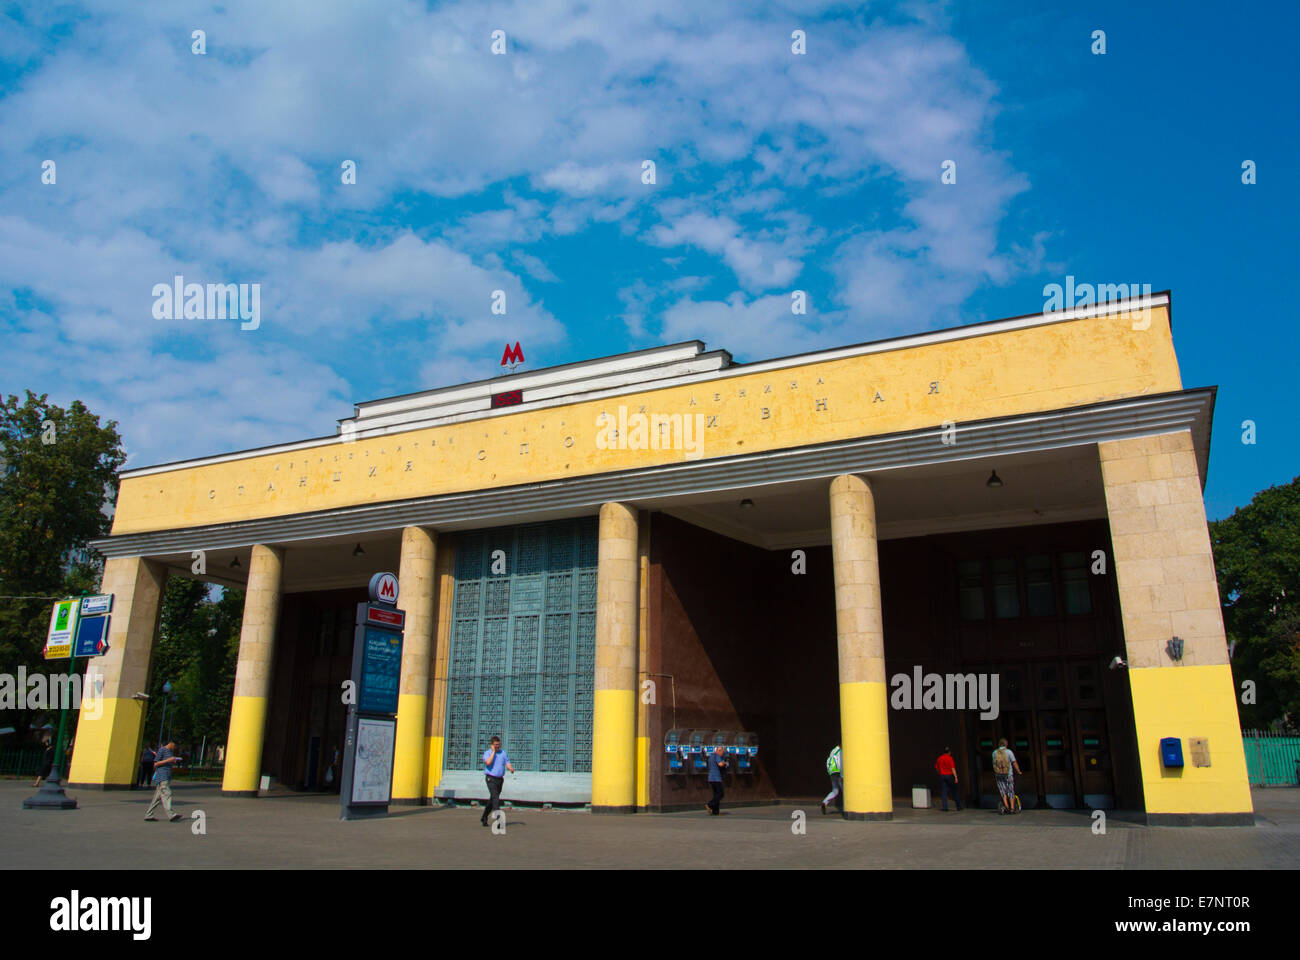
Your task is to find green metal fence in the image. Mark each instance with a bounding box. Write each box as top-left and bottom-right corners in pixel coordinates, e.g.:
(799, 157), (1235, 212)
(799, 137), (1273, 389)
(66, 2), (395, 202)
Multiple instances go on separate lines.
(1243, 731), (1300, 786)
(0, 747), (46, 777)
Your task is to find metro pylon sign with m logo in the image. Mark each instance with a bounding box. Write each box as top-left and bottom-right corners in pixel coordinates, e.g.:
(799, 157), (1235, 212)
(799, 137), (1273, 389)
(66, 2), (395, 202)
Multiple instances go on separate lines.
(369, 571), (399, 606)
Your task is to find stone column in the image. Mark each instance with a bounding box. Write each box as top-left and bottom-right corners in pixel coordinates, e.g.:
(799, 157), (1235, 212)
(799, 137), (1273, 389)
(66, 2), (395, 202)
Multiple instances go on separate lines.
(67, 556), (167, 788)
(829, 474), (892, 819)
(221, 544), (284, 796)
(424, 542), (456, 799)
(392, 527), (437, 803)
(592, 502), (639, 813)
(635, 512), (651, 810)
(1100, 431), (1253, 824)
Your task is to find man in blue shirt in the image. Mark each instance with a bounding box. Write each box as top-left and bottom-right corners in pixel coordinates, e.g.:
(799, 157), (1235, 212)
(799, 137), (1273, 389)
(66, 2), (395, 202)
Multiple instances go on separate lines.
(481, 735), (514, 827)
(144, 740), (183, 821)
(705, 744), (728, 815)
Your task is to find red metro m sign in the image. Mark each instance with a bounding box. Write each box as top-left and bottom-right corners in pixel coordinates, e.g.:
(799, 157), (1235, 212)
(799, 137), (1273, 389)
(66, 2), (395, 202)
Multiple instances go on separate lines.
(501, 341), (524, 369)
(368, 572), (399, 606)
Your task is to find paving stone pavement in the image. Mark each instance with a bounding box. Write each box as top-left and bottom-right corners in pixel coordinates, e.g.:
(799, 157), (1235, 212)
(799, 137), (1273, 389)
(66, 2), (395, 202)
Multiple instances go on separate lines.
(1, 782), (1297, 869)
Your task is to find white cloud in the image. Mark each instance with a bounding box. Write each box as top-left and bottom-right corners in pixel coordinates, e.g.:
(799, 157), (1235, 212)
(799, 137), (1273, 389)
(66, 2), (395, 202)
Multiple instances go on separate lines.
(1, 0), (1036, 464)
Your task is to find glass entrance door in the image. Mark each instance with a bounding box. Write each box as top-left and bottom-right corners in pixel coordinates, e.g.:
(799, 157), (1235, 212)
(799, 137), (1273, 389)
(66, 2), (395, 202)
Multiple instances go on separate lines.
(439, 517), (599, 802)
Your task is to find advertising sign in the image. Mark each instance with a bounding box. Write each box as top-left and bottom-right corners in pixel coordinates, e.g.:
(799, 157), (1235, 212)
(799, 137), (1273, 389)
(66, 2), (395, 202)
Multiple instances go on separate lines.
(358, 626), (402, 715)
(44, 600), (78, 660)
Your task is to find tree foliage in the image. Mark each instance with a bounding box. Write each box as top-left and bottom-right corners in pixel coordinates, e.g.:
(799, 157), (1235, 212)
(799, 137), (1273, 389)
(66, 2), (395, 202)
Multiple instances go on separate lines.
(1210, 474), (1300, 729)
(0, 391), (125, 741)
(144, 578), (243, 758)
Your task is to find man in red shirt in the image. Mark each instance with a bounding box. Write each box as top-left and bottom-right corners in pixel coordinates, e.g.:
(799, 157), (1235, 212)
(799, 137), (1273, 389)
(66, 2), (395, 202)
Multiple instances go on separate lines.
(934, 747), (962, 811)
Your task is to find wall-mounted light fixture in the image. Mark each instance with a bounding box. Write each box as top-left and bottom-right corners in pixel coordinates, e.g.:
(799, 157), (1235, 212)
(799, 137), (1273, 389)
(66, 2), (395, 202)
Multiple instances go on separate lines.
(739, 498), (754, 509)
(230, 556), (241, 569)
(986, 470), (1003, 488)
(352, 543), (366, 557)
(1166, 636), (1184, 662)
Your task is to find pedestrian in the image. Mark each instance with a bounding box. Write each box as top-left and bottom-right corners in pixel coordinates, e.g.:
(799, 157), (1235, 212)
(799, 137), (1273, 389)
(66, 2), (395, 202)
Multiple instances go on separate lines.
(480, 735), (514, 827)
(705, 743), (728, 815)
(144, 740), (184, 822)
(138, 743), (156, 789)
(934, 746), (962, 811)
(821, 744), (843, 814)
(33, 736), (54, 788)
(992, 738), (1023, 815)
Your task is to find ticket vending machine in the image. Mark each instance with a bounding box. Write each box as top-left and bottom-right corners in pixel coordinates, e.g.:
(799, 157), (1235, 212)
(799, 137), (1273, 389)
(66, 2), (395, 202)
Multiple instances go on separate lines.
(665, 729), (688, 774)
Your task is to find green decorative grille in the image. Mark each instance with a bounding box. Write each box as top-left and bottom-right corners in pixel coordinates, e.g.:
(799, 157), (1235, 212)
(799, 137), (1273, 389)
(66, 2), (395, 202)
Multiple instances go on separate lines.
(444, 517), (598, 774)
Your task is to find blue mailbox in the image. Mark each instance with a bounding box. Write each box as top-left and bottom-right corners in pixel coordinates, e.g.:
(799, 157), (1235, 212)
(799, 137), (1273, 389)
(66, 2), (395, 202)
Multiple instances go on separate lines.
(1160, 737), (1184, 768)
(664, 728), (688, 774)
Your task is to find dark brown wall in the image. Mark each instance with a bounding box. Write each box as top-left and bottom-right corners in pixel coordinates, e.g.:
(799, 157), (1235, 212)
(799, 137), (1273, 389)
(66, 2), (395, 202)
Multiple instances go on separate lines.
(648, 513), (1143, 810)
(648, 513), (838, 808)
(264, 587), (365, 787)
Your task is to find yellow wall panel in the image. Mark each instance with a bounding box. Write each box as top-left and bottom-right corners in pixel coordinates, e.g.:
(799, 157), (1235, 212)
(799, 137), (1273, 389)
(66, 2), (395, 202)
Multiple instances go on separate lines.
(112, 308), (1179, 534)
(1128, 665), (1253, 815)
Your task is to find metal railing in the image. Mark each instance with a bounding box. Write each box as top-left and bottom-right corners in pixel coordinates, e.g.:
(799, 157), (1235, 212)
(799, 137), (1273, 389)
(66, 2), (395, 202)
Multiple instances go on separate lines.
(0, 747), (46, 777)
(1243, 730), (1300, 786)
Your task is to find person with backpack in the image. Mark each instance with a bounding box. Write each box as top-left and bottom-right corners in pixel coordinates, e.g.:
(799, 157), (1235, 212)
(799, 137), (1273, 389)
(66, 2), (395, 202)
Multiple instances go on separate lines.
(992, 738), (1023, 815)
(821, 745), (843, 815)
(934, 746), (961, 811)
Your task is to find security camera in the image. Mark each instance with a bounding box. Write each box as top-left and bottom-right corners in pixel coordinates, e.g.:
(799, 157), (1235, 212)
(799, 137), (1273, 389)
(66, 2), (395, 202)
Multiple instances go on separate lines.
(1108, 656), (1127, 671)
(131, 692), (150, 700)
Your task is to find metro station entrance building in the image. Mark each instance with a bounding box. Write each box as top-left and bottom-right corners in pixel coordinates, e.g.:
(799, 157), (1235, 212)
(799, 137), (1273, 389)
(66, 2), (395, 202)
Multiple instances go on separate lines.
(71, 292), (1254, 824)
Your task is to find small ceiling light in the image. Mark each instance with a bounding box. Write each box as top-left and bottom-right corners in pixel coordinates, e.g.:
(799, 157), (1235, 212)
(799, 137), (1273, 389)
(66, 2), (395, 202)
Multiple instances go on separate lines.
(353, 543), (366, 557)
(229, 556), (241, 569)
(986, 470), (1003, 489)
(739, 498), (754, 509)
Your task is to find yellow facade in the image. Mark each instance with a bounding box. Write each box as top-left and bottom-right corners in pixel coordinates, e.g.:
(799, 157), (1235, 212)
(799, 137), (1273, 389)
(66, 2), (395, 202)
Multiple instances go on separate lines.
(1099, 430), (1253, 820)
(1128, 665), (1253, 815)
(110, 306), (1178, 534)
(68, 555), (166, 787)
(76, 296), (1255, 824)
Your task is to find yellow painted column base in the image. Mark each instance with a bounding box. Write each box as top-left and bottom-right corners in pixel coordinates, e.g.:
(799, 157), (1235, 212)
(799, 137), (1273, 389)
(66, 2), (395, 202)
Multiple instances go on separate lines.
(424, 735), (445, 800)
(222, 695), (268, 795)
(1130, 664), (1254, 824)
(635, 735), (650, 810)
(67, 697), (147, 788)
(391, 693), (429, 802)
(592, 688), (636, 812)
(840, 680), (893, 819)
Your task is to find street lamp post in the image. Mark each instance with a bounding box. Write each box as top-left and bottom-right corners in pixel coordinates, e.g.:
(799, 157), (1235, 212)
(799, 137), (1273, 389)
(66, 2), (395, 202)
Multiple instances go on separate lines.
(157, 681), (172, 746)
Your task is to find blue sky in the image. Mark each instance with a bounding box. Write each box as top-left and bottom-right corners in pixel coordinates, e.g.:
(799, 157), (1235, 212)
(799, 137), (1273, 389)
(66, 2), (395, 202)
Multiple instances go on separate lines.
(1, 0), (1295, 520)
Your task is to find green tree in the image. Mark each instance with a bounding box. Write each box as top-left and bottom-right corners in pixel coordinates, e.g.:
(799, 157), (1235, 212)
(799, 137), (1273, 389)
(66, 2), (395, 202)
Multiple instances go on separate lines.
(0, 391), (125, 744)
(145, 578), (243, 762)
(1210, 475), (1300, 729)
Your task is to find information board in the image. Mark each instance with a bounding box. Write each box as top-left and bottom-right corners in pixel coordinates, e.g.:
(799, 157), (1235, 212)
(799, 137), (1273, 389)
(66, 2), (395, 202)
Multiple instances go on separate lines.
(340, 581), (406, 821)
(73, 614), (111, 658)
(358, 625), (402, 715)
(79, 594), (113, 616)
(350, 717), (396, 804)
